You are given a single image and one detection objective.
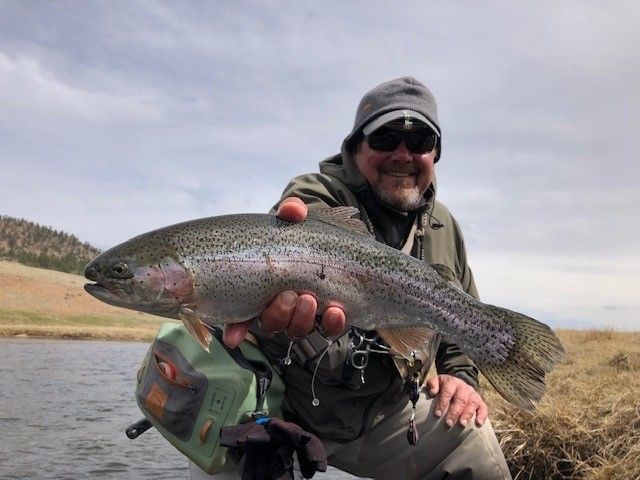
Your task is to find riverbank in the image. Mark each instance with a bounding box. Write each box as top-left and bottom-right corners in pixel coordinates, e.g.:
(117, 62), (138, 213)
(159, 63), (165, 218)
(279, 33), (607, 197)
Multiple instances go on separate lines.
(0, 310), (167, 341)
(484, 328), (640, 480)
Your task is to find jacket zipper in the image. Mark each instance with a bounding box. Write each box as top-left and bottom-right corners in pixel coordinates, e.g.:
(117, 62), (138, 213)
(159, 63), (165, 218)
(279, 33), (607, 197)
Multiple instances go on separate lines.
(355, 372), (396, 441)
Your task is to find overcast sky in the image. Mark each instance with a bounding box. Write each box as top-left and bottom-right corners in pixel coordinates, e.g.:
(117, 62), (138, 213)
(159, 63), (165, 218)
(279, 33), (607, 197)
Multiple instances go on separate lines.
(1, 1), (638, 330)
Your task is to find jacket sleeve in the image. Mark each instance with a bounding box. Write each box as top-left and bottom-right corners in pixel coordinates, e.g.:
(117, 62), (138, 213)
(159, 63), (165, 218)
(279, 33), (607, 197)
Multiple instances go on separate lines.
(435, 340), (480, 390)
(434, 217), (481, 390)
(271, 173), (354, 212)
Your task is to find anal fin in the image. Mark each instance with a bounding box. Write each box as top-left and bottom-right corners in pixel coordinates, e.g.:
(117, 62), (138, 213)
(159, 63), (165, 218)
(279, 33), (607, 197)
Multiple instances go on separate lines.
(179, 307), (213, 352)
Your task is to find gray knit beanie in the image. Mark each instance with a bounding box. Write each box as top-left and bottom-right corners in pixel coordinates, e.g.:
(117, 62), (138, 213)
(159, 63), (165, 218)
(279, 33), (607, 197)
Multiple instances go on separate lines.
(343, 76), (442, 161)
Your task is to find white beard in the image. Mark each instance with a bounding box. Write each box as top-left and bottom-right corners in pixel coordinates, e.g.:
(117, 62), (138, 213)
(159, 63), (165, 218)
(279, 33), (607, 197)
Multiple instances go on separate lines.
(373, 185), (424, 211)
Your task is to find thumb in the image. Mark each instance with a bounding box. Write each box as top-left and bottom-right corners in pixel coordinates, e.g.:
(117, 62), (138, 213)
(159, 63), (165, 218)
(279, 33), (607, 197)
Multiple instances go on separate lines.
(277, 197), (308, 223)
(425, 375), (440, 397)
(222, 320), (253, 348)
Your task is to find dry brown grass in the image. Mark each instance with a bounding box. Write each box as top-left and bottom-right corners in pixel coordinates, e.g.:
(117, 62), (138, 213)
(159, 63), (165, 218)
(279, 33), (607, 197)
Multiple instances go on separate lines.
(2, 261), (639, 478)
(0, 259), (167, 341)
(485, 329), (640, 480)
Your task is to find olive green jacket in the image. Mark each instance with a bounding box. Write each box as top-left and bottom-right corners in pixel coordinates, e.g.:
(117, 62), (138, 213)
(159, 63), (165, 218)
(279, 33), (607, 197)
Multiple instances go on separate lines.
(253, 147), (480, 442)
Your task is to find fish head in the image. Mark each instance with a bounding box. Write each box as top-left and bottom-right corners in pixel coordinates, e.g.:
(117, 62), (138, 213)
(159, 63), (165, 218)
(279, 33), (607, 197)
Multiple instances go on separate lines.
(83, 235), (194, 316)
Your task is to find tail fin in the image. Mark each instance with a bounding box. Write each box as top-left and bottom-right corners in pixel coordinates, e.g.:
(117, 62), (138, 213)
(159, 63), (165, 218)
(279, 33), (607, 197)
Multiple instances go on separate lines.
(476, 305), (565, 411)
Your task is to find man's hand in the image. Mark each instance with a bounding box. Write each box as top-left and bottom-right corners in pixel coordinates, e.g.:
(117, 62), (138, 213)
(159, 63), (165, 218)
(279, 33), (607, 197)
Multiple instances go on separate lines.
(222, 197), (347, 348)
(426, 374), (488, 428)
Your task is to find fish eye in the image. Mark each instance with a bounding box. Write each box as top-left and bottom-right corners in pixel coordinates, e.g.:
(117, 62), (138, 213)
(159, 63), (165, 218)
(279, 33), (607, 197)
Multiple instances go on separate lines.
(111, 262), (131, 278)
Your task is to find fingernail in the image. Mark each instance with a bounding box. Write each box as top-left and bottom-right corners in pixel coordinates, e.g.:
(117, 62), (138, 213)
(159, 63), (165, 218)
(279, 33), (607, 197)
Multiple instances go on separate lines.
(282, 291), (297, 307)
(460, 418), (467, 427)
(299, 296), (313, 314)
(435, 409), (442, 417)
(478, 419), (485, 426)
(446, 418), (454, 427)
(326, 309), (338, 325)
(428, 389), (437, 397)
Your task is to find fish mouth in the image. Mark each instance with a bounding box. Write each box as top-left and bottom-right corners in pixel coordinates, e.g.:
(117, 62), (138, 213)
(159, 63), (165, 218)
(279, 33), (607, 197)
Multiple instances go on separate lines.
(84, 282), (129, 306)
(83, 282), (177, 314)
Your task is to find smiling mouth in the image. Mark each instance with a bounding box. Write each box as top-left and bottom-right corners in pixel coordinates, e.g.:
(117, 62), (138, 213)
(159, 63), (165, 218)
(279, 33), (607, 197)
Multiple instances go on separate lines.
(384, 172), (414, 177)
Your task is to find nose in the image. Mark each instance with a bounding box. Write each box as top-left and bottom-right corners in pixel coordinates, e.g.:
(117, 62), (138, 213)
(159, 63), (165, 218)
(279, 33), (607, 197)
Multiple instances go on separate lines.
(390, 140), (412, 160)
(84, 262), (99, 281)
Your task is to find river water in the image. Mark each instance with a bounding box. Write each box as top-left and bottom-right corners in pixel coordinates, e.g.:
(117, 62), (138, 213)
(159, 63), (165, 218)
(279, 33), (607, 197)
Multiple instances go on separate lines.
(0, 338), (358, 479)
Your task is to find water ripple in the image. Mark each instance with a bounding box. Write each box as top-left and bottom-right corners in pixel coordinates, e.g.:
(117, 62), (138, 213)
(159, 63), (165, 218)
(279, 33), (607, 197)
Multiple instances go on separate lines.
(0, 337), (359, 479)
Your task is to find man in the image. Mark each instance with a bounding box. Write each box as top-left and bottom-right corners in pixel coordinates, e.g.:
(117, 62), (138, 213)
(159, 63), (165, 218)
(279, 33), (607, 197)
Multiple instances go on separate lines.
(222, 77), (512, 479)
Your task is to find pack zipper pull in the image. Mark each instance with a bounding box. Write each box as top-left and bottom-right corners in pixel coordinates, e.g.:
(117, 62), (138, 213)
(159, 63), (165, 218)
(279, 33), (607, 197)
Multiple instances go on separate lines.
(407, 416), (419, 446)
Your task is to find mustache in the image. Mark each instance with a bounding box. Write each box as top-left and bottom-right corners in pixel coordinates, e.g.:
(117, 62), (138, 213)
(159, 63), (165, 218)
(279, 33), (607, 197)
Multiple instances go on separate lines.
(381, 164), (418, 174)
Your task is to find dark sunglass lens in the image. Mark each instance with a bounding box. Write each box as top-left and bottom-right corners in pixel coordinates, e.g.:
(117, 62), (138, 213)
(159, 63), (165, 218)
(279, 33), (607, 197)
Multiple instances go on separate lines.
(367, 130), (400, 151)
(406, 132), (437, 154)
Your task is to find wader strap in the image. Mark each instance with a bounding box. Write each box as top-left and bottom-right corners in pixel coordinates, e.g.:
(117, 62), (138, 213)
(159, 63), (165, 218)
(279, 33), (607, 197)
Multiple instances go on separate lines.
(290, 331), (332, 367)
(208, 326), (272, 415)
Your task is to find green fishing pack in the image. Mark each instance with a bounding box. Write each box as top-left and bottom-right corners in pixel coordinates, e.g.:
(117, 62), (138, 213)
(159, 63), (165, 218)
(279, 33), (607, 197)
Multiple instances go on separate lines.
(135, 322), (284, 474)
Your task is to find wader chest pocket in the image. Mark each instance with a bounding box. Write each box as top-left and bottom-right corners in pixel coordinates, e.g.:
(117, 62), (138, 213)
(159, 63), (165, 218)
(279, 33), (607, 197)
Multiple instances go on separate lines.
(137, 340), (208, 442)
(134, 322), (285, 474)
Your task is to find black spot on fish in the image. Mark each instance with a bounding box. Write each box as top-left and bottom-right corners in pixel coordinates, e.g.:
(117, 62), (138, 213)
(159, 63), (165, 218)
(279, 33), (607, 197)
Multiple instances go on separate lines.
(318, 265), (326, 280)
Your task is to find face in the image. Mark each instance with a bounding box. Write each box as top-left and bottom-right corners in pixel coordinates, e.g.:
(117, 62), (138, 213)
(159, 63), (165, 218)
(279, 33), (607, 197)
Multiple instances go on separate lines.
(353, 129), (437, 211)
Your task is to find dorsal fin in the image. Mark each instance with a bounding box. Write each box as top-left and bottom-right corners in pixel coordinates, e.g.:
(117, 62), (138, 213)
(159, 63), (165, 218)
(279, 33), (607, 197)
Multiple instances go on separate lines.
(307, 206), (371, 236)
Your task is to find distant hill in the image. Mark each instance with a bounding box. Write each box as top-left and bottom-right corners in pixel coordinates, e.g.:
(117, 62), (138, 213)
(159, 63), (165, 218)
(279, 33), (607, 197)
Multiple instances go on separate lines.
(0, 215), (101, 274)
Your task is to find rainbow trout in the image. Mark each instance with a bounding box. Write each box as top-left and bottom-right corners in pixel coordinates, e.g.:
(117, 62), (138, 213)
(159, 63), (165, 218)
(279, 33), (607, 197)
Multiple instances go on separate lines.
(84, 207), (564, 410)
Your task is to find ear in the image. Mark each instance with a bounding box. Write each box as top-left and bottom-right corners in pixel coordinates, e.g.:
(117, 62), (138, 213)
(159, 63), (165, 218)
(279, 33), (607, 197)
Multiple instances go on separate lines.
(434, 144), (441, 163)
(349, 133), (365, 154)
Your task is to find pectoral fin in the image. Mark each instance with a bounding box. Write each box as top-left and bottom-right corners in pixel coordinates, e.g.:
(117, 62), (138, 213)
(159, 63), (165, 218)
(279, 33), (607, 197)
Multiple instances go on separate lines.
(378, 327), (439, 365)
(179, 307), (213, 352)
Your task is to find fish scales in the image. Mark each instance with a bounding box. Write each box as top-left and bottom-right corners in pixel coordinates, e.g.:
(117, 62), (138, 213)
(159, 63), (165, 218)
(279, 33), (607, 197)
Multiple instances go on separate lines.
(118, 214), (514, 362)
(84, 210), (565, 410)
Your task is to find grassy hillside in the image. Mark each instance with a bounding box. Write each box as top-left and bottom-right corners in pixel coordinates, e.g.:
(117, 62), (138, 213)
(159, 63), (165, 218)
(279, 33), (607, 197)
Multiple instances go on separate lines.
(0, 260), (168, 340)
(0, 215), (101, 274)
(1, 260), (638, 479)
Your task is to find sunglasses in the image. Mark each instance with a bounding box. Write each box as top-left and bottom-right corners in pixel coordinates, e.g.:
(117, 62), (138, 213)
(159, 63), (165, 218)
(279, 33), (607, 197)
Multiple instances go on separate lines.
(365, 128), (438, 154)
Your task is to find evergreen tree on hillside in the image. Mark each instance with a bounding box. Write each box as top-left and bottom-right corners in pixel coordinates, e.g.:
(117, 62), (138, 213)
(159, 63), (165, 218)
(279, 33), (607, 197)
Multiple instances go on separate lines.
(0, 215), (101, 274)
